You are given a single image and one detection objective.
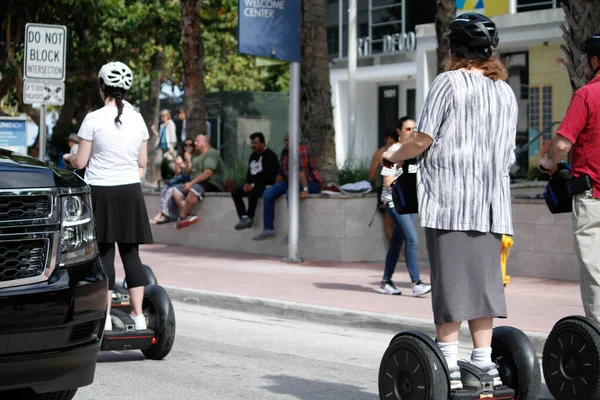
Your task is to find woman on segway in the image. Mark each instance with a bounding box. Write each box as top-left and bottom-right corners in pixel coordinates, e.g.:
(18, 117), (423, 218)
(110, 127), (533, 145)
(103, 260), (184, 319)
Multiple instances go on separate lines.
(63, 61), (153, 331)
(381, 13), (517, 390)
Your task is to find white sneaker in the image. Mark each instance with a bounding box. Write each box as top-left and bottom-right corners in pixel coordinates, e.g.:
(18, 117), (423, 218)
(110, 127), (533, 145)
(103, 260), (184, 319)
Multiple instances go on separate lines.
(412, 280), (432, 297)
(379, 280), (402, 295)
(131, 313), (147, 330)
(104, 315), (112, 331)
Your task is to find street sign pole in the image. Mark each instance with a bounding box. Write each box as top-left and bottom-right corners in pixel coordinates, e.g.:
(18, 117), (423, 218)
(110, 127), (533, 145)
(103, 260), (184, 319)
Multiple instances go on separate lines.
(286, 61), (302, 263)
(38, 105), (46, 162)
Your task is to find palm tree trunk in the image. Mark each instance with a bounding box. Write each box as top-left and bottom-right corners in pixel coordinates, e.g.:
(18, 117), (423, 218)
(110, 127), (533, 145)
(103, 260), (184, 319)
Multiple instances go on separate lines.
(560, 0), (600, 92)
(180, 0), (206, 137)
(300, 0), (338, 184)
(435, 0), (455, 74)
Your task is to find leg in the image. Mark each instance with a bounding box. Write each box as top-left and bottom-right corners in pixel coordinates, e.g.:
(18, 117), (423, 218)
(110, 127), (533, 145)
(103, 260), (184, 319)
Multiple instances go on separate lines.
(180, 192), (199, 218)
(247, 185), (266, 219)
(468, 317), (494, 349)
(573, 195), (600, 325)
(384, 212), (394, 242)
(435, 322), (462, 376)
(117, 243), (145, 317)
(394, 213), (420, 283)
(262, 181), (288, 230)
(383, 204), (404, 281)
(172, 185), (186, 212)
(99, 242), (116, 329)
(231, 186), (248, 218)
(468, 317), (502, 386)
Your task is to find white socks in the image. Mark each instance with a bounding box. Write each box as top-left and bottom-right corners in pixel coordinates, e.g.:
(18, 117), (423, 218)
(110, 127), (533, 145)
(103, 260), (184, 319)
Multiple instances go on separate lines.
(131, 313), (147, 330)
(104, 315), (112, 331)
(438, 340), (459, 369)
(470, 347), (493, 368)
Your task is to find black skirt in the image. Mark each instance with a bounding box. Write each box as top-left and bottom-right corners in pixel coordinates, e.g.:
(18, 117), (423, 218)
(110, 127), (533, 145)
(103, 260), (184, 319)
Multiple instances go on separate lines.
(90, 183), (154, 244)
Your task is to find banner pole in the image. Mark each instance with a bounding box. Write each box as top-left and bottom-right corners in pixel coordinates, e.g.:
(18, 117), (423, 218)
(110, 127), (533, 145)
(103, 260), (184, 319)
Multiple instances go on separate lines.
(286, 61), (302, 263)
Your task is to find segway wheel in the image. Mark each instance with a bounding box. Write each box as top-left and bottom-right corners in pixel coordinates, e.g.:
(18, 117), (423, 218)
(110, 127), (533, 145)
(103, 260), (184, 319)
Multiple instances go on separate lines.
(140, 285), (176, 360)
(491, 326), (541, 400)
(124, 264), (158, 289)
(542, 316), (600, 400)
(378, 332), (448, 400)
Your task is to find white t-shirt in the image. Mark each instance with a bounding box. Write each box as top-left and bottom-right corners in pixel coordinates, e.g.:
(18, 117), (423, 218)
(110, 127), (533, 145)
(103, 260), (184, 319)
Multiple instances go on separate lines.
(78, 102), (149, 186)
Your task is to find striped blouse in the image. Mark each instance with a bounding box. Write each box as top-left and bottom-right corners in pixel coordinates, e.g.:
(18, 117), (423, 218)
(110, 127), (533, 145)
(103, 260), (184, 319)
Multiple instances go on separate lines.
(415, 70), (518, 235)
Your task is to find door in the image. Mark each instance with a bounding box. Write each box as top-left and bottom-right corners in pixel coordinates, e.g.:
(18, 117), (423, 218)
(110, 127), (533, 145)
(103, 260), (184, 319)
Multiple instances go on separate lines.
(378, 85), (399, 148)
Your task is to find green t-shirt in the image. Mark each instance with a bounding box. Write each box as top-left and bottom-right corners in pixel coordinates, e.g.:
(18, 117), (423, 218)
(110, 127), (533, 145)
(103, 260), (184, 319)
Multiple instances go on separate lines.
(190, 147), (227, 191)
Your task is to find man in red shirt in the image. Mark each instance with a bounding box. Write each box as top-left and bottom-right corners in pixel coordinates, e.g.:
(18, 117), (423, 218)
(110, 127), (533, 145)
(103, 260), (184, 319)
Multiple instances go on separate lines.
(539, 34), (600, 324)
(253, 132), (323, 241)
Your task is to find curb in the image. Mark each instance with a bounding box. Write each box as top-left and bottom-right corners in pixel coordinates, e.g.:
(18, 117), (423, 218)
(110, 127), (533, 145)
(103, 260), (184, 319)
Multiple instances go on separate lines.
(163, 285), (550, 355)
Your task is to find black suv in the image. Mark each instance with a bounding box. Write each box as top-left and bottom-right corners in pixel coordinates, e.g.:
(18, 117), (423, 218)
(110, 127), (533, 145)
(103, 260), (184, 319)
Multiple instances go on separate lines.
(0, 148), (107, 399)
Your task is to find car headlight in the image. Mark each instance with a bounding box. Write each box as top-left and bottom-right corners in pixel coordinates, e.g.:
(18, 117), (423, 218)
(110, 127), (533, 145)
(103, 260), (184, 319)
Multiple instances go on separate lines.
(59, 193), (98, 267)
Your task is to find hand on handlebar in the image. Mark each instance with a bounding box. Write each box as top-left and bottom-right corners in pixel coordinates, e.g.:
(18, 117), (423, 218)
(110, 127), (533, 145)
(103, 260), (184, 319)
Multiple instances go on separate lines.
(538, 157), (557, 175)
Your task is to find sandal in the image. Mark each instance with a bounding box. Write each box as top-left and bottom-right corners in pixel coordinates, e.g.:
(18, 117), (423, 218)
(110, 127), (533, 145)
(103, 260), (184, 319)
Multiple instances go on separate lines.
(150, 216), (173, 225)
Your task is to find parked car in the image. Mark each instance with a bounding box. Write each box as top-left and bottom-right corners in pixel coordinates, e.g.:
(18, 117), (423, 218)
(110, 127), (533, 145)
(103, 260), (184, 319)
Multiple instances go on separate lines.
(0, 148), (107, 400)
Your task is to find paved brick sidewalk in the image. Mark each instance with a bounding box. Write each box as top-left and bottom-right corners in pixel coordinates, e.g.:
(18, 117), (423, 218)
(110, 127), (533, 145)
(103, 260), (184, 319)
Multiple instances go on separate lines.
(113, 244), (585, 334)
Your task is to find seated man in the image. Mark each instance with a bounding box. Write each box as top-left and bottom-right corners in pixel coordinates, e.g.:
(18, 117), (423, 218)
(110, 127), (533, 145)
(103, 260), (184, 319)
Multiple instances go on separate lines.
(253, 133), (322, 241)
(172, 133), (227, 229)
(232, 132), (280, 230)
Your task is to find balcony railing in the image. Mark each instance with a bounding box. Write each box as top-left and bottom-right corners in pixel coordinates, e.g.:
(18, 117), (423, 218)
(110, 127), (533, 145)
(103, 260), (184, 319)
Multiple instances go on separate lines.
(517, 0), (560, 12)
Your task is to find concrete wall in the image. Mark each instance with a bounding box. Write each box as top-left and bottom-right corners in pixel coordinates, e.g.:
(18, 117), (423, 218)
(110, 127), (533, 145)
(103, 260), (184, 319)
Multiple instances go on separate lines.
(145, 193), (579, 282)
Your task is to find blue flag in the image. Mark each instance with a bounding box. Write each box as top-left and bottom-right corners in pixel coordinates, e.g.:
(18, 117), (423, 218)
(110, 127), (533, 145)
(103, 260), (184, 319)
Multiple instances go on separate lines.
(238, 0), (301, 63)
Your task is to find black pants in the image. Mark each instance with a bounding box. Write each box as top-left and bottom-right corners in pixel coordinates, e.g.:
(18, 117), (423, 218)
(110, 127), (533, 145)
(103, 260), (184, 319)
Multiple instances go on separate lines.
(231, 184), (266, 219)
(99, 242), (145, 290)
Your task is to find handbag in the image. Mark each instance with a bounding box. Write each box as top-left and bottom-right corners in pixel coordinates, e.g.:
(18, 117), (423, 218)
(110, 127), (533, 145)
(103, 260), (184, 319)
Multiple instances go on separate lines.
(542, 162), (572, 214)
(390, 159), (418, 215)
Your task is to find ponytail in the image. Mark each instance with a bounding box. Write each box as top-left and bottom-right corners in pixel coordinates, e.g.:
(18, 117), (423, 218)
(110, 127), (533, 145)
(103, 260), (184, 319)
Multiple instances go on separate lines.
(99, 80), (127, 125)
(113, 91), (124, 125)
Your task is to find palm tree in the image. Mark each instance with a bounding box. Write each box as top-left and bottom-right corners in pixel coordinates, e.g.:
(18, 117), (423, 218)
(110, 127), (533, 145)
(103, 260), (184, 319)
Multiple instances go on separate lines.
(560, 0), (600, 92)
(300, 0), (338, 184)
(180, 0), (207, 136)
(434, 0), (455, 74)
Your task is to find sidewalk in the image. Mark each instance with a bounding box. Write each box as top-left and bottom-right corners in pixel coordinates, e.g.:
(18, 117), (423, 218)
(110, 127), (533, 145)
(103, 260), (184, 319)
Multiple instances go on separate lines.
(116, 244), (584, 352)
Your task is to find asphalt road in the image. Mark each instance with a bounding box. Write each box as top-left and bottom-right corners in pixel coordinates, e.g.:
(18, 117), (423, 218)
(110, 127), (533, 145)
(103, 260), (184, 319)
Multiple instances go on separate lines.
(77, 302), (553, 400)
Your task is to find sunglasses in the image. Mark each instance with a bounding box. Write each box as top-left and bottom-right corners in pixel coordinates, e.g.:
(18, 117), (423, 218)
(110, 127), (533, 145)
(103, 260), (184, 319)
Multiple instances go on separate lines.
(184, 143), (193, 147)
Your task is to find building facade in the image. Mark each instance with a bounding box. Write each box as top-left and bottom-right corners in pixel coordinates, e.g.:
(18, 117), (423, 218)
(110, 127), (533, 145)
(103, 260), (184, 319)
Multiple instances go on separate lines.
(328, 0), (571, 178)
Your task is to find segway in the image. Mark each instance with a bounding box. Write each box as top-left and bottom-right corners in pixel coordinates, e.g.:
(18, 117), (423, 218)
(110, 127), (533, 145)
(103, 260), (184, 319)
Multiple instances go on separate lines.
(378, 326), (541, 399)
(101, 265), (176, 360)
(542, 316), (600, 399)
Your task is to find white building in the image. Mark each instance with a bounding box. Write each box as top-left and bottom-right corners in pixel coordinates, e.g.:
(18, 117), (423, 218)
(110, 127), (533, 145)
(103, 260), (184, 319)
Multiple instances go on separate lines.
(328, 0), (571, 178)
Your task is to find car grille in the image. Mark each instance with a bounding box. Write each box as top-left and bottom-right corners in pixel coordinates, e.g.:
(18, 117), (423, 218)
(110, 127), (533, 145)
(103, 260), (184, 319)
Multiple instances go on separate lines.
(0, 239), (48, 282)
(0, 195), (51, 222)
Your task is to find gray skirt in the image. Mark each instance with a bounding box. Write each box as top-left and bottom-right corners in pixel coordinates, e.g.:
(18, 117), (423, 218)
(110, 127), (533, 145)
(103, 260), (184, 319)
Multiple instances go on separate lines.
(425, 228), (507, 324)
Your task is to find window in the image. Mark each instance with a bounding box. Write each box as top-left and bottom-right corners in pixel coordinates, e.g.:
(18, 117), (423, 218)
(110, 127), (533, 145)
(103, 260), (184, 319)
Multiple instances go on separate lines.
(542, 86), (553, 142)
(517, 0), (561, 12)
(327, 27), (339, 56)
(529, 85), (553, 146)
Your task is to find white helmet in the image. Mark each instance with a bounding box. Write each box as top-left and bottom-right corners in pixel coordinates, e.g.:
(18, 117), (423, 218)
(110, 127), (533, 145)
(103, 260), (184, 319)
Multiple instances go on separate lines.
(98, 61), (133, 90)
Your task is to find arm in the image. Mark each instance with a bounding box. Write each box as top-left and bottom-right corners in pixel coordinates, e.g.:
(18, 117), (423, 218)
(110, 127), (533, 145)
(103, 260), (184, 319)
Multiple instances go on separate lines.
(539, 93), (585, 174)
(166, 120), (177, 154)
(189, 169), (214, 185)
(299, 170), (309, 189)
(383, 174), (396, 189)
(539, 136), (573, 174)
(369, 147), (385, 181)
(68, 138), (92, 169)
(137, 140), (148, 168)
(382, 132), (433, 164)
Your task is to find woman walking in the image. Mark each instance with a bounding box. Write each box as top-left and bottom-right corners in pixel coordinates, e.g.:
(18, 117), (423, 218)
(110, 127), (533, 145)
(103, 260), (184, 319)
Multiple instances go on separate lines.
(381, 13), (518, 390)
(64, 61), (153, 331)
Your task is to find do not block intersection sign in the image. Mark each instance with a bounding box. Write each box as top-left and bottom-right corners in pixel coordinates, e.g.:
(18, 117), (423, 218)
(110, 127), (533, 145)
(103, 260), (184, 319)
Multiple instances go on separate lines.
(24, 23), (67, 81)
